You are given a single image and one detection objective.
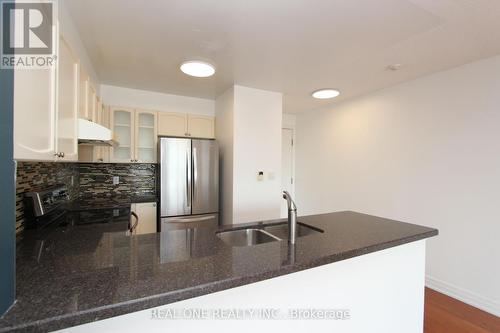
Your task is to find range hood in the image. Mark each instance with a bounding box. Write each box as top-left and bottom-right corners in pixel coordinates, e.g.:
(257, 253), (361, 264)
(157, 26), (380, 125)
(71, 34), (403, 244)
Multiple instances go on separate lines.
(78, 119), (116, 146)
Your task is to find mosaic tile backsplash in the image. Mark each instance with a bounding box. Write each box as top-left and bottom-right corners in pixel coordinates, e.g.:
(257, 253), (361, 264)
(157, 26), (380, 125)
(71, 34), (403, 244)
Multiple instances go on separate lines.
(15, 162), (157, 230)
(78, 163), (157, 200)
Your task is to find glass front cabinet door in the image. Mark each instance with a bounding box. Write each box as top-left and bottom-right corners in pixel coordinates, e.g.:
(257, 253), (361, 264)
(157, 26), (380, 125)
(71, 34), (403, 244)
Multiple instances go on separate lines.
(135, 110), (158, 163)
(111, 107), (134, 163)
(111, 107), (157, 163)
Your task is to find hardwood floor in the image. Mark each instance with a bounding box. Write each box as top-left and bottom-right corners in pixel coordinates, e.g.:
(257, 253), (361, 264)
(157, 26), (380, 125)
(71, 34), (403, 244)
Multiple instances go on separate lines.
(424, 287), (500, 333)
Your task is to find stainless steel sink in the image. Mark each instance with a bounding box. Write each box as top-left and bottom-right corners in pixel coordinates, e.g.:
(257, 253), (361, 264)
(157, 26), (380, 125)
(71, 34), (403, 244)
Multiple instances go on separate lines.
(216, 228), (281, 247)
(263, 222), (323, 239)
(217, 222), (323, 247)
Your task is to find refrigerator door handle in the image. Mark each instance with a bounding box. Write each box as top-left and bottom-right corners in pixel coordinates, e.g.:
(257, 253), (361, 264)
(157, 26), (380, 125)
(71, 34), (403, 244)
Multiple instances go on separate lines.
(192, 146), (197, 205)
(186, 149), (191, 209)
(167, 215), (216, 223)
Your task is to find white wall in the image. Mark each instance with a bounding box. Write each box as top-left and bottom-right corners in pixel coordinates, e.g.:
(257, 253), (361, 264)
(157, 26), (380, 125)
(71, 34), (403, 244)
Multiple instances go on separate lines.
(101, 85), (215, 115)
(59, 0), (100, 90)
(215, 85), (283, 224)
(59, 241), (427, 333)
(233, 86), (283, 223)
(295, 54), (500, 316)
(282, 113), (296, 129)
(215, 88), (234, 226)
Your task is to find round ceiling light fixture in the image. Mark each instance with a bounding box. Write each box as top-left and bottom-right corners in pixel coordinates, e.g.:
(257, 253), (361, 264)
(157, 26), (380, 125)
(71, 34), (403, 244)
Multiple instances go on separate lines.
(311, 89), (340, 99)
(180, 61), (216, 77)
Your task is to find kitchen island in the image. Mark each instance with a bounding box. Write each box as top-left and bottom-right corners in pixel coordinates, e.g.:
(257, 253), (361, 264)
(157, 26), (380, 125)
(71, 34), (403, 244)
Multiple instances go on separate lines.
(0, 211), (437, 332)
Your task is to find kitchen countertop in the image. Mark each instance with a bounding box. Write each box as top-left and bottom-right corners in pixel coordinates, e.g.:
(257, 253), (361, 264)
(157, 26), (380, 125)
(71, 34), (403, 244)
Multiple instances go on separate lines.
(0, 211), (437, 332)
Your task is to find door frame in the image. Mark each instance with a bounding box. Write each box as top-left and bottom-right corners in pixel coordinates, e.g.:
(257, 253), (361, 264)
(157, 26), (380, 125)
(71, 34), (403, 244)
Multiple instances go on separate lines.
(281, 127), (296, 218)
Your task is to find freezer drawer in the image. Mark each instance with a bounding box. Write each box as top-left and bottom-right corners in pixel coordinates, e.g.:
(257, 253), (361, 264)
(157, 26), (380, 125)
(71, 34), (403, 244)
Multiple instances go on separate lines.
(161, 213), (218, 232)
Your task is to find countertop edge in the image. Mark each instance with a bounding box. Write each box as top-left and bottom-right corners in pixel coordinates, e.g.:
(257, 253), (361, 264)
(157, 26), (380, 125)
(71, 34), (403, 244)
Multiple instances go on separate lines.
(4, 228), (437, 332)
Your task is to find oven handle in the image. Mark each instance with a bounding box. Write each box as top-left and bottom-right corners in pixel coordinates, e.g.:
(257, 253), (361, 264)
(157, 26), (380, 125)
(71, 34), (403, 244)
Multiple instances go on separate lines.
(129, 211), (139, 233)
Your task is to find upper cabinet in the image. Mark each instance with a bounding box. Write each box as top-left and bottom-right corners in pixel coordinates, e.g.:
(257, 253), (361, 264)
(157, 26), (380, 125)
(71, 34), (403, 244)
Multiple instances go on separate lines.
(94, 101), (110, 163)
(135, 110), (158, 163)
(110, 107), (158, 163)
(79, 68), (89, 120)
(13, 62), (57, 161)
(55, 37), (79, 161)
(14, 35), (78, 162)
(157, 112), (187, 137)
(188, 114), (215, 138)
(78, 68), (98, 122)
(158, 112), (214, 138)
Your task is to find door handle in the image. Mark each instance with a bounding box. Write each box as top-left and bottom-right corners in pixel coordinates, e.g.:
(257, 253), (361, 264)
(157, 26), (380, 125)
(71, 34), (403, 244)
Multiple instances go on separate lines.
(186, 150), (191, 208)
(168, 215), (214, 223)
(192, 147), (197, 205)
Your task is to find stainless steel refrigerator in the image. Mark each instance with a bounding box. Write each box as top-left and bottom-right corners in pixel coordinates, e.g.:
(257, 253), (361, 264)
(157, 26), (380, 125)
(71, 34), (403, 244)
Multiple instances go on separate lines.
(159, 137), (219, 231)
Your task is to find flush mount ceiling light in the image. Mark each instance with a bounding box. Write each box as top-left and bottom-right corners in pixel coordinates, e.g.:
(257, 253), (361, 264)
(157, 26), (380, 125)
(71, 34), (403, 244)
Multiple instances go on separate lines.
(311, 89), (340, 99)
(180, 61), (215, 77)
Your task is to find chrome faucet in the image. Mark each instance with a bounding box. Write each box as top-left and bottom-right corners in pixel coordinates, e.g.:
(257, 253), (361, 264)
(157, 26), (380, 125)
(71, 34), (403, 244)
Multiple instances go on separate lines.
(282, 191), (297, 244)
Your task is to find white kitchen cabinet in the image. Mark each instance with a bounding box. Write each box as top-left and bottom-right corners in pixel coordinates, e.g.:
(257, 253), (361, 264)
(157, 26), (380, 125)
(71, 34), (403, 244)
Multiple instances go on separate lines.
(88, 85), (97, 122)
(94, 101), (110, 163)
(110, 107), (135, 163)
(158, 112), (215, 138)
(188, 114), (215, 138)
(157, 112), (187, 137)
(135, 110), (158, 163)
(78, 68), (90, 120)
(78, 101), (111, 163)
(13, 65), (57, 161)
(130, 202), (157, 235)
(110, 107), (158, 163)
(55, 37), (79, 161)
(13, 34), (80, 162)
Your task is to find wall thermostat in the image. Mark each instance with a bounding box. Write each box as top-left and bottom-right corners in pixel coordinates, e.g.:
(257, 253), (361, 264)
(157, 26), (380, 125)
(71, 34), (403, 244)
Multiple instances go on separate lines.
(257, 171), (264, 181)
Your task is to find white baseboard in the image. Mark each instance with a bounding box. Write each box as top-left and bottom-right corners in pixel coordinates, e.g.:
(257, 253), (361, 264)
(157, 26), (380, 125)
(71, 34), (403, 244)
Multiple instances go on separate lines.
(426, 275), (500, 317)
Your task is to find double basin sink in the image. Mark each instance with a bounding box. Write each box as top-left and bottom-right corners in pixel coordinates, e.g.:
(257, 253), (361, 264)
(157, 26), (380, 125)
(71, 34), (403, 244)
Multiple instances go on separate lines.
(216, 222), (323, 247)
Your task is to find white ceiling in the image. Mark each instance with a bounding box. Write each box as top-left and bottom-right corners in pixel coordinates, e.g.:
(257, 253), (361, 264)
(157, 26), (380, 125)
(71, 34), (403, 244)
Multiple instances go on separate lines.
(66, 0), (500, 113)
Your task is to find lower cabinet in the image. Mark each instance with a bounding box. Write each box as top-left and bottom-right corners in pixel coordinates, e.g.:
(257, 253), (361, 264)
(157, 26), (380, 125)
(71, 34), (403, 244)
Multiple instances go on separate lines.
(130, 202), (157, 235)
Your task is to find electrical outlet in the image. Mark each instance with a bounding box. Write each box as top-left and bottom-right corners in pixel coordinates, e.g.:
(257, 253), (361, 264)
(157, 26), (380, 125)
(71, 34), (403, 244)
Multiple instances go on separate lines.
(112, 176), (119, 185)
(70, 176), (74, 186)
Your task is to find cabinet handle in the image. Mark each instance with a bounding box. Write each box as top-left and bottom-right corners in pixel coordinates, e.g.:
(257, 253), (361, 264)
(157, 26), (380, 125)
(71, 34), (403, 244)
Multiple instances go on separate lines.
(60, 152), (65, 158)
(129, 211), (139, 233)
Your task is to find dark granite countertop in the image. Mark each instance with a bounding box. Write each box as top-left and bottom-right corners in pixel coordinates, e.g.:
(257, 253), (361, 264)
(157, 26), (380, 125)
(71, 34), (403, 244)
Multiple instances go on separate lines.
(0, 211), (437, 332)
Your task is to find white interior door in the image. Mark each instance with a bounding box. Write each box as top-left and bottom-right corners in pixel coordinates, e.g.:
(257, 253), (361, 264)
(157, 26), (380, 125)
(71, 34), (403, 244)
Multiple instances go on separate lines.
(281, 128), (294, 218)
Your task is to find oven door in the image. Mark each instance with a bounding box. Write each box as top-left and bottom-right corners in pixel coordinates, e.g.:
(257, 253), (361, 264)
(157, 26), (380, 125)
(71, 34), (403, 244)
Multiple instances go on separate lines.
(160, 213), (218, 232)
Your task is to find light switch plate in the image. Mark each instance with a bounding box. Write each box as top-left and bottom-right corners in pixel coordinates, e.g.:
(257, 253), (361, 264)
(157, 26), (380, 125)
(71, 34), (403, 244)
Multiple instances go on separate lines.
(112, 176), (119, 185)
(268, 172), (275, 180)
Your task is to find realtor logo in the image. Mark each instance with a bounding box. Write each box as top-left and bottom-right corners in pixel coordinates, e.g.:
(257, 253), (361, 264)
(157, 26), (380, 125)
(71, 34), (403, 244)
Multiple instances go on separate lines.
(1, 0), (56, 68)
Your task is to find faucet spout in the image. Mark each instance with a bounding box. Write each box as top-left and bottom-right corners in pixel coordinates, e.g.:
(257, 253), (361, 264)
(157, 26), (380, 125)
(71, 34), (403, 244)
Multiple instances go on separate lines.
(282, 191), (297, 244)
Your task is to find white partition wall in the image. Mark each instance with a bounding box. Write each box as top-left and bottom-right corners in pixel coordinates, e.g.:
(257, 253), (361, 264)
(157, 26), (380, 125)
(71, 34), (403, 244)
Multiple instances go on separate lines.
(59, 241), (427, 333)
(216, 85), (283, 224)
